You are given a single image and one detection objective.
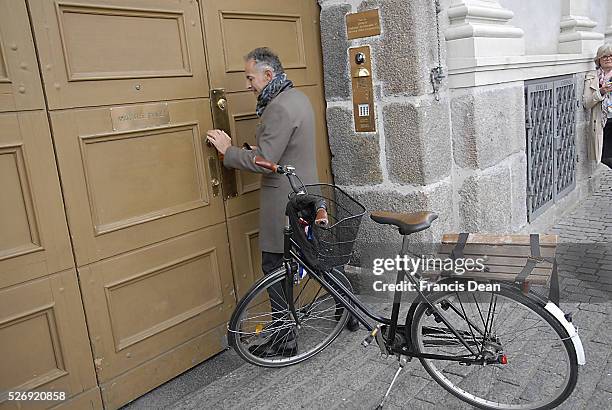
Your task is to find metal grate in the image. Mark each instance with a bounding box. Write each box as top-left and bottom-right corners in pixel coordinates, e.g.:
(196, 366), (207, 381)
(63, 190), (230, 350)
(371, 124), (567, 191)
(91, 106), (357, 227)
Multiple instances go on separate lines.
(554, 78), (577, 199)
(525, 75), (577, 222)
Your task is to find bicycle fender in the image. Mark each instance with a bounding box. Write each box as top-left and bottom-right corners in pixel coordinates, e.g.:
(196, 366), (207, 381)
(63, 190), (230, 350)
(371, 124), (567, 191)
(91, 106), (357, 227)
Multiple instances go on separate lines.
(544, 302), (586, 365)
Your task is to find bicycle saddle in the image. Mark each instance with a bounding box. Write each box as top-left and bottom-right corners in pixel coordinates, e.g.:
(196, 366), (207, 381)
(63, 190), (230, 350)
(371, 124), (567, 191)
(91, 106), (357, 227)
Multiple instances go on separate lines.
(370, 211), (438, 235)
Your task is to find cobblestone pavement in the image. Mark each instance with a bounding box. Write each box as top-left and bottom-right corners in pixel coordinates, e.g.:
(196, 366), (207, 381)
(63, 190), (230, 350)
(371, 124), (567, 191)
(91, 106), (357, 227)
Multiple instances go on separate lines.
(124, 169), (612, 410)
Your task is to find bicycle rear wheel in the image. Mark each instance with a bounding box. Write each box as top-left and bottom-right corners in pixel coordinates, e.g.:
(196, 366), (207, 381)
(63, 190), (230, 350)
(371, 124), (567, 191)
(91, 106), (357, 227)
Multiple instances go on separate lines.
(408, 282), (578, 409)
(228, 264), (350, 367)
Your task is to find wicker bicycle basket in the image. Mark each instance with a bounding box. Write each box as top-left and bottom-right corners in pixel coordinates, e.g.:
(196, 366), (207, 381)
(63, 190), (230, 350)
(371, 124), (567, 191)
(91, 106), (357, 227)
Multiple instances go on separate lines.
(288, 184), (366, 271)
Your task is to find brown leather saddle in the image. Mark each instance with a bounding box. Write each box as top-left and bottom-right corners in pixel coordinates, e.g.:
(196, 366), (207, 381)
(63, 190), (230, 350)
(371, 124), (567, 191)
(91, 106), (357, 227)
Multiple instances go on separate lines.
(370, 211), (438, 235)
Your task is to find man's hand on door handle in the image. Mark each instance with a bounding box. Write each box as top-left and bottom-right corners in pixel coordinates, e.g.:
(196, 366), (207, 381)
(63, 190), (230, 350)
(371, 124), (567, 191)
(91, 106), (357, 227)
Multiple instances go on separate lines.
(206, 129), (232, 155)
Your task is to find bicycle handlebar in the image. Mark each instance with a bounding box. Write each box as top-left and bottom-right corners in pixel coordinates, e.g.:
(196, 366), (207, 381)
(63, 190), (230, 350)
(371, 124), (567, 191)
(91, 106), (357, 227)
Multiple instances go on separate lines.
(254, 156), (279, 173)
(253, 155), (328, 226)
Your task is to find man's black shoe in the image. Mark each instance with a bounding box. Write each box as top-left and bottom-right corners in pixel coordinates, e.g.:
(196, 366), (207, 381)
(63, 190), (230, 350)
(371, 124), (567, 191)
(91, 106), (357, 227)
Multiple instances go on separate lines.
(346, 315), (360, 332)
(248, 338), (298, 358)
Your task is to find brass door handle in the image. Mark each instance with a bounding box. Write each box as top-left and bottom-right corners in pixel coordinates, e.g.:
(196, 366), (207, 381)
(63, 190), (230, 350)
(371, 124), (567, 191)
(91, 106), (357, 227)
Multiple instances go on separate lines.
(211, 88), (238, 199)
(208, 156), (221, 197)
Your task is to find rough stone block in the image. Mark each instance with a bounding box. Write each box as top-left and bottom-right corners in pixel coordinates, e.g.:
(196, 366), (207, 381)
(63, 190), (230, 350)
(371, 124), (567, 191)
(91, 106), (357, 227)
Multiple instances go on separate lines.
(383, 95), (452, 185)
(346, 180), (454, 261)
(457, 164), (515, 233)
(451, 84), (525, 170)
(575, 121), (592, 182)
(351, 186), (425, 253)
(326, 106), (383, 185)
(319, 4), (352, 101)
(575, 72), (588, 124)
(356, 0), (441, 96)
(342, 180), (454, 293)
(509, 153), (528, 231)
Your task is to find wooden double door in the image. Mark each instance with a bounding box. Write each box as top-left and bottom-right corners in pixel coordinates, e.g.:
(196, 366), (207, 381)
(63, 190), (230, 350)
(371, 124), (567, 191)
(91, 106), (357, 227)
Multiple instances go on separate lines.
(0, 0), (331, 408)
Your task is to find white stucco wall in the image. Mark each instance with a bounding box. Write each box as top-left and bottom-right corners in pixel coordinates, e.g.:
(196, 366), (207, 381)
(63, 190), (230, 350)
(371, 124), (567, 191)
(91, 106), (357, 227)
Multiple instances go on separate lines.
(500, 0), (608, 55)
(590, 0), (608, 35)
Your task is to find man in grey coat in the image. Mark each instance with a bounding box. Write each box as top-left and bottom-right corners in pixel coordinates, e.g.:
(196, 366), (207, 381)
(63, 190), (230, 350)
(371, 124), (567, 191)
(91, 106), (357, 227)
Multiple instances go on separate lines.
(208, 47), (317, 255)
(207, 48), (356, 357)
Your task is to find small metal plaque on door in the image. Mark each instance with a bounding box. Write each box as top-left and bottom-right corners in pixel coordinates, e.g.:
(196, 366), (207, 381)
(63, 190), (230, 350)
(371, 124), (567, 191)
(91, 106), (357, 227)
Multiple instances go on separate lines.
(110, 102), (170, 132)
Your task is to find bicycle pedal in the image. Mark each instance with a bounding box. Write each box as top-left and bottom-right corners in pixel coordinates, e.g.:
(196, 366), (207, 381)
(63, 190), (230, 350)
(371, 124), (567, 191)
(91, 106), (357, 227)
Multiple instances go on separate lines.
(375, 327), (388, 356)
(361, 326), (379, 348)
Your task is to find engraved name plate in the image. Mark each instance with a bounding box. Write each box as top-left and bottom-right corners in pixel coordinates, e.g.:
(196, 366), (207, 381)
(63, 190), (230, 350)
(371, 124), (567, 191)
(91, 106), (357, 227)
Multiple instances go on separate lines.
(346, 9), (381, 40)
(110, 102), (170, 131)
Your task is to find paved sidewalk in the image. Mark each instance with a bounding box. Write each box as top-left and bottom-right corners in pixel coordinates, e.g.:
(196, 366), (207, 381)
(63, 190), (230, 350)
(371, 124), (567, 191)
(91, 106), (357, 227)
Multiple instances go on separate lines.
(124, 169), (612, 410)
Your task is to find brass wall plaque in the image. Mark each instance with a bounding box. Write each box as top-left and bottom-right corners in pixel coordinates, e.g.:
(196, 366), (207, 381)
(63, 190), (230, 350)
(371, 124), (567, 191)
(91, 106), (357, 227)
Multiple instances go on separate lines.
(110, 102), (170, 132)
(349, 46), (375, 132)
(346, 9), (381, 40)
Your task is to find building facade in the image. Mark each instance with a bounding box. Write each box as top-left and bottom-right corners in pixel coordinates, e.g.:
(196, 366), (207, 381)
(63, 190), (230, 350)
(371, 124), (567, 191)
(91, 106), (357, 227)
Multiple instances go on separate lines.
(0, 1), (609, 409)
(319, 0), (609, 254)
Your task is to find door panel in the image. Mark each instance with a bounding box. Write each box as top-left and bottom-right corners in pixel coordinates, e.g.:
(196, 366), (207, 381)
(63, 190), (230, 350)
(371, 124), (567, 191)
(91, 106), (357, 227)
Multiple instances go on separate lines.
(77, 223), (234, 383)
(49, 99), (225, 265)
(0, 269), (98, 408)
(28, 0), (208, 109)
(0, 0), (45, 112)
(99, 322), (227, 409)
(227, 210), (262, 299)
(201, 0), (322, 92)
(0, 110), (73, 289)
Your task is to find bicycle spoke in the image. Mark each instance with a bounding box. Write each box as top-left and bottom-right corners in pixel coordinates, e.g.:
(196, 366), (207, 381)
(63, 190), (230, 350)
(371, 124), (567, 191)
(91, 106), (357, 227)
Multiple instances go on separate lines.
(411, 287), (576, 409)
(230, 266), (350, 367)
(455, 292), (482, 355)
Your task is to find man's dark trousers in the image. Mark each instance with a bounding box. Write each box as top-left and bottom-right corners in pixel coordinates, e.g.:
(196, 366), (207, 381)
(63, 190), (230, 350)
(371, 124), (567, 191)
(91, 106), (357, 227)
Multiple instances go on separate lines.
(261, 252), (357, 338)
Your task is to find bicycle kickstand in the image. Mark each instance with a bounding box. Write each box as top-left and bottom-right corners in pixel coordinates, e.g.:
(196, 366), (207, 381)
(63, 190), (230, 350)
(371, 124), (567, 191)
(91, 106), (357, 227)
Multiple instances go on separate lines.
(375, 355), (407, 410)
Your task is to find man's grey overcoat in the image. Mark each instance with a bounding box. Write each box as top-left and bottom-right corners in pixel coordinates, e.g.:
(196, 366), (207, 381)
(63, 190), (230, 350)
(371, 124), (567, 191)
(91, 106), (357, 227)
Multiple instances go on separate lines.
(223, 87), (317, 253)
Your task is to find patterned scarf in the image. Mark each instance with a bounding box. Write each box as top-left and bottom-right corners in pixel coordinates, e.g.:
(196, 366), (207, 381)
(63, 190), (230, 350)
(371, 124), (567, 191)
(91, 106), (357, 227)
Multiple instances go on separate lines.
(255, 73), (293, 117)
(597, 68), (612, 126)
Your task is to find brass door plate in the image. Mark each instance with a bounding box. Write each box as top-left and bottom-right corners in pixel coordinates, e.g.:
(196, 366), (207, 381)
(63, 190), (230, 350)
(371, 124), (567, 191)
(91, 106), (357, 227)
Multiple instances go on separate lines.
(210, 88), (238, 199)
(346, 9), (381, 40)
(349, 46), (375, 132)
(110, 102), (170, 132)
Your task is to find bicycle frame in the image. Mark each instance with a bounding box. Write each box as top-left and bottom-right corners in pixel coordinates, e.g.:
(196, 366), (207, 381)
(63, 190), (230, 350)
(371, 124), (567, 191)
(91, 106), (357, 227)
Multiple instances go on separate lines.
(247, 158), (584, 405)
(284, 224), (483, 363)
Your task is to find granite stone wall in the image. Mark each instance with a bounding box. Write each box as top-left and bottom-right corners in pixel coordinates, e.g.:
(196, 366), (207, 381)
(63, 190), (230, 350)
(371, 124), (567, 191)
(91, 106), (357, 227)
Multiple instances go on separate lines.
(318, 0), (455, 253)
(317, 0), (599, 265)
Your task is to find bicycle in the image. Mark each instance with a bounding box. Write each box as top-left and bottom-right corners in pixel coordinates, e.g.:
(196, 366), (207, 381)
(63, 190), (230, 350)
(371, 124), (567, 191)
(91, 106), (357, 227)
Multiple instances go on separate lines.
(227, 158), (585, 410)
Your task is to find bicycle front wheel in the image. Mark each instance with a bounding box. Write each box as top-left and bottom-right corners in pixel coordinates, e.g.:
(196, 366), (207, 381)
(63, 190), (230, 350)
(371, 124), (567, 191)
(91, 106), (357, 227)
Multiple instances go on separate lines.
(408, 282), (578, 410)
(228, 264), (350, 367)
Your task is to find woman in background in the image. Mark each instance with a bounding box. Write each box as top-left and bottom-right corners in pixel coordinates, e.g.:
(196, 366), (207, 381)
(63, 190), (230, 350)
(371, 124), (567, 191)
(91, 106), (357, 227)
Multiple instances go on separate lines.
(583, 44), (612, 169)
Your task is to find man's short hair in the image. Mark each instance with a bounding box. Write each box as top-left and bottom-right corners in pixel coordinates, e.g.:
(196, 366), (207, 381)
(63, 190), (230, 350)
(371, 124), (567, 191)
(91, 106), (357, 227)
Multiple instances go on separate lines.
(245, 47), (284, 75)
